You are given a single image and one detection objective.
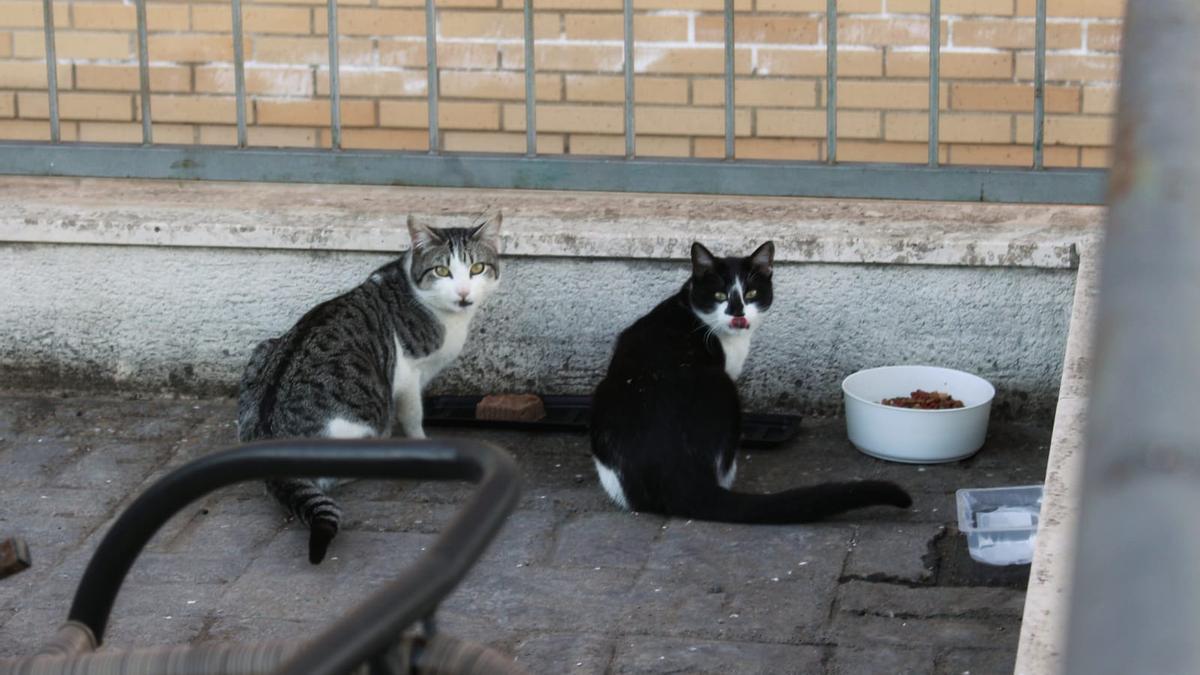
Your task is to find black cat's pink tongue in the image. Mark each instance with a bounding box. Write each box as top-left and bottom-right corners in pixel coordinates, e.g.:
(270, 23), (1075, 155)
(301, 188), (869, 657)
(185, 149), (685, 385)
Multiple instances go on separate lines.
(730, 317), (750, 329)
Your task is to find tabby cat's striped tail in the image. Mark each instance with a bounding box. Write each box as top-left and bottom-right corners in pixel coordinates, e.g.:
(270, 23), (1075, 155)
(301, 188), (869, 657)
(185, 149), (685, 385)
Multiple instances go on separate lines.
(266, 478), (342, 564)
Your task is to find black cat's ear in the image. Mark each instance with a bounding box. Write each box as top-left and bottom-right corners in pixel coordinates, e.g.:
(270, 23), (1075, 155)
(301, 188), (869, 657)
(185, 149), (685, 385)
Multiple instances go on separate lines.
(691, 242), (716, 277)
(407, 215), (443, 250)
(470, 210), (502, 247)
(749, 241), (775, 275)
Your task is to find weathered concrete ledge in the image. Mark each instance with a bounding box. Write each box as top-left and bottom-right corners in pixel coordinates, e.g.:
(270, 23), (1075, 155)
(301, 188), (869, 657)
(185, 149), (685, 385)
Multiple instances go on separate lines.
(0, 177), (1098, 268)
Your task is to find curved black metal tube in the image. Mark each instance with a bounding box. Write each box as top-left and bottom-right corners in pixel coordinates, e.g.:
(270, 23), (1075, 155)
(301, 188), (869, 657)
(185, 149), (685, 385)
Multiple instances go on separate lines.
(67, 438), (520, 671)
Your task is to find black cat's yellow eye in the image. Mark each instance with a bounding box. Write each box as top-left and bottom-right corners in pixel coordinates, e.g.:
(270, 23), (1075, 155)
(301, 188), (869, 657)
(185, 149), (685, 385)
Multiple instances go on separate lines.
(470, 262), (486, 275)
(434, 266), (451, 278)
(745, 289), (758, 300)
(714, 291), (728, 301)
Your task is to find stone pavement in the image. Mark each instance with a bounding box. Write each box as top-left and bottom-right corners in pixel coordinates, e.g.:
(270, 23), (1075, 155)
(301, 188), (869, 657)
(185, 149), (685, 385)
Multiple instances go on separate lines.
(0, 391), (1049, 674)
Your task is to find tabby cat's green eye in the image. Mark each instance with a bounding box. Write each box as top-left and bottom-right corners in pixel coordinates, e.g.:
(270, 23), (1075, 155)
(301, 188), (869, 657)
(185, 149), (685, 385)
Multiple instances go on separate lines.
(470, 262), (486, 275)
(434, 266), (451, 278)
(714, 292), (728, 301)
(744, 289), (758, 300)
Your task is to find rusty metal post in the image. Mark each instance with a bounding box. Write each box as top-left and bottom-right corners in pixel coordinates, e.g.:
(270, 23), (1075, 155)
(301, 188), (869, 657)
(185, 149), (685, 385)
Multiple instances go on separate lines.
(1064, 1), (1200, 674)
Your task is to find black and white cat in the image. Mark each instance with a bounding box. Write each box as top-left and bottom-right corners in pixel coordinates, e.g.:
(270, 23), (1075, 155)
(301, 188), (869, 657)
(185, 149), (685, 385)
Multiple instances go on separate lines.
(237, 213), (502, 563)
(590, 241), (911, 522)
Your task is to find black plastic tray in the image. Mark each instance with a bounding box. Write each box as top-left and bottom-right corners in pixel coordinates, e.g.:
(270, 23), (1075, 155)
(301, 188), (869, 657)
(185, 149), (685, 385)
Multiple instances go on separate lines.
(423, 395), (801, 450)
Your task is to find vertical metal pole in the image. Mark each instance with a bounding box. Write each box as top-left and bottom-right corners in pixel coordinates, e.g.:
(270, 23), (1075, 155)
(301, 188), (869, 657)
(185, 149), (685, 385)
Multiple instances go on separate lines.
(41, 0), (60, 143)
(623, 0), (634, 158)
(425, 0), (439, 154)
(1033, 0), (1046, 169)
(523, 0), (536, 156)
(928, 0), (940, 167)
(135, 0), (153, 145)
(723, 0), (734, 159)
(327, 0), (342, 150)
(1064, 1), (1200, 673)
(232, 0), (248, 148)
(825, 0), (837, 164)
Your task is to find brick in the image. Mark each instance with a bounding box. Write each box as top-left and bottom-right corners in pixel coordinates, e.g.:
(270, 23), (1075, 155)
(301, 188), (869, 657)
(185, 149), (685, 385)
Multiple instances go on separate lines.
(313, 8), (424, 37)
(1015, 113), (1112, 146)
(693, 78), (818, 107)
(0, 119), (78, 140)
(756, 109), (879, 138)
(949, 143), (1076, 167)
(148, 34), (246, 62)
(886, 111), (1010, 143)
(338, 128), (428, 150)
(838, 80), (947, 109)
(1080, 146), (1109, 168)
(837, 139), (943, 163)
(839, 18), (948, 46)
(757, 0), (880, 11)
(74, 64), (191, 94)
(0, 32), (12, 58)
(443, 130), (563, 153)
(193, 6), (311, 34)
(430, 0), (500, 6)
(16, 31), (131, 59)
(567, 133), (625, 156)
(71, 3), (188, 31)
(0, 92), (13, 118)
(1086, 23), (1122, 52)
(78, 121), (195, 143)
(1081, 85), (1116, 114)
(699, 137), (822, 160)
(256, 98), (375, 127)
(885, 50), (1012, 79)
(442, 71), (561, 101)
(888, 0), (1013, 14)
(756, 49), (883, 77)
(952, 19), (1081, 49)
(634, 105), (751, 137)
(0, 62), (71, 89)
(629, 0), (751, 10)
(255, 36), (373, 66)
(316, 70), (426, 97)
(377, 42), (501, 69)
(501, 44), (625, 72)
(1016, 0), (1124, 18)
(195, 66), (314, 97)
(436, 11), (557, 39)
(0, 1), (67, 28)
(146, 95), (237, 123)
(563, 14), (688, 42)
(18, 91), (132, 120)
(197, 124), (319, 147)
(630, 46), (752, 75)
(950, 83), (1078, 113)
(1016, 53), (1119, 81)
(502, 103), (623, 133)
(694, 16), (820, 45)
(383, 100), (499, 130)
(564, 75), (685, 104)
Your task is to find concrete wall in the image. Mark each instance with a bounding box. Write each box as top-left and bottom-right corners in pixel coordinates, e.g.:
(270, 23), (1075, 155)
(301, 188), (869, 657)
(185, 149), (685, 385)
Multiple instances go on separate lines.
(0, 242), (1075, 419)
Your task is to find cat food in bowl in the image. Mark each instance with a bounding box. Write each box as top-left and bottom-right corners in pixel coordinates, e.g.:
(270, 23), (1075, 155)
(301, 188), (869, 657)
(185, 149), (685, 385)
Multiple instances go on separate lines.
(842, 365), (995, 463)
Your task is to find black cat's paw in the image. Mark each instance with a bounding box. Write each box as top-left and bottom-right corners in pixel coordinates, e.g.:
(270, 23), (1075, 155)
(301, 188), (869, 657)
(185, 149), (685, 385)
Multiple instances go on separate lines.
(308, 518), (338, 565)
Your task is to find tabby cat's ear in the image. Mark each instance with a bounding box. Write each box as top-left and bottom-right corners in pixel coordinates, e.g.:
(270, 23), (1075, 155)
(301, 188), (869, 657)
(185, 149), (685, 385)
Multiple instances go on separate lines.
(407, 215), (442, 250)
(691, 242), (716, 277)
(749, 241), (775, 275)
(470, 211), (502, 247)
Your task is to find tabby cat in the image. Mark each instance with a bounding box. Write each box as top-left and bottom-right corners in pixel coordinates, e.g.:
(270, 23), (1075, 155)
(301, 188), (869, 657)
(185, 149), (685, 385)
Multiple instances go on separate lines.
(590, 241), (912, 522)
(237, 213), (502, 563)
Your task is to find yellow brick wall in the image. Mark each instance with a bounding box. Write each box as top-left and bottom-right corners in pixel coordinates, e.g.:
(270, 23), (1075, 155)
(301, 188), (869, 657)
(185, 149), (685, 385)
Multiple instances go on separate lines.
(0, 0), (1121, 166)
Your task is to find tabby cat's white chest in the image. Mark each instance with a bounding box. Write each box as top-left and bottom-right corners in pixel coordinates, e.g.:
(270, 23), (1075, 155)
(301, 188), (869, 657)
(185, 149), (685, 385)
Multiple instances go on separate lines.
(718, 331), (752, 380)
(415, 311), (473, 385)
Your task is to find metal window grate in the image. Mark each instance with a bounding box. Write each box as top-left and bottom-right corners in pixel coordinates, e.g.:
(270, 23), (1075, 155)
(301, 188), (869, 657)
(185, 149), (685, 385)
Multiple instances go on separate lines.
(1, 0), (1106, 205)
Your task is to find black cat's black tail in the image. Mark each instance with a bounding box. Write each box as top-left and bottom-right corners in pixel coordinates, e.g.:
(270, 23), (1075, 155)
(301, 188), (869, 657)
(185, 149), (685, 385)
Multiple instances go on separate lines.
(661, 480), (912, 524)
(266, 478), (342, 564)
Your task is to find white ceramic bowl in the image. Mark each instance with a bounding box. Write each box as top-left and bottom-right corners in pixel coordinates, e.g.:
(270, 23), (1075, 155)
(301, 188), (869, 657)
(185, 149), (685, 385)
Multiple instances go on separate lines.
(842, 365), (995, 464)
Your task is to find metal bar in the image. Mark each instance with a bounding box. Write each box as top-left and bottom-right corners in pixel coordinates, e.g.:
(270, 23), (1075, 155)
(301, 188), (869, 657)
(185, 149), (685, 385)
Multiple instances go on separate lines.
(1033, 0), (1046, 168)
(425, 0), (439, 154)
(724, 0), (734, 159)
(1065, 0), (1200, 672)
(928, 0), (940, 167)
(825, 0), (837, 163)
(523, 0), (536, 156)
(0, 143), (1109, 204)
(40, 0), (59, 143)
(326, 0), (341, 150)
(134, 0), (152, 145)
(623, 0), (634, 158)
(232, 0), (247, 148)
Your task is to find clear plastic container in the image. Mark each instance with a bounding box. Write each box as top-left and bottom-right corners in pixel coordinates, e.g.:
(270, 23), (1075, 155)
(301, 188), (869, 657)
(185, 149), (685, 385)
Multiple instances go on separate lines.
(955, 485), (1043, 566)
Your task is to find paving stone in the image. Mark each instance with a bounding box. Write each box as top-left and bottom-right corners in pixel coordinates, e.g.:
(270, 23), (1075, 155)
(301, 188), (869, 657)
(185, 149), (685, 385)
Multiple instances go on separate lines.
(935, 647), (1018, 675)
(610, 636), (825, 674)
(550, 511), (665, 570)
(830, 646), (935, 675)
(0, 439), (83, 486)
(845, 523), (943, 584)
(837, 581), (1027, 620)
(825, 613), (1020, 650)
(510, 633), (616, 675)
